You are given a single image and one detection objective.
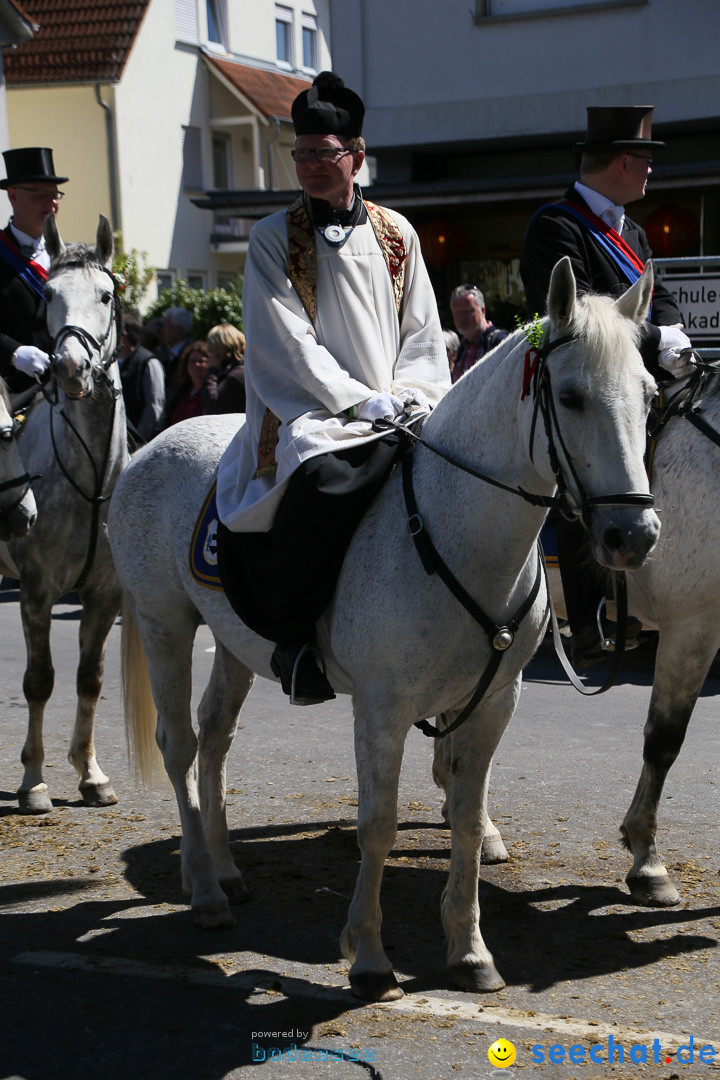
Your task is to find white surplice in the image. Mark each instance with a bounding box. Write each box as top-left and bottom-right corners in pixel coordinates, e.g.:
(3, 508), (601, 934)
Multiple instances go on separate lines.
(216, 204), (450, 533)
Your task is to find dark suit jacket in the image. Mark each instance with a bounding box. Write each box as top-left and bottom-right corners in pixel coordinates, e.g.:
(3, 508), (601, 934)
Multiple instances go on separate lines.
(520, 187), (684, 377)
(0, 225), (53, 394)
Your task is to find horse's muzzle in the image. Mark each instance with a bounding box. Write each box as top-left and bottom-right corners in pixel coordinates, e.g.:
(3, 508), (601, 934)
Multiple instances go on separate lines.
(592, 508), (661, 570)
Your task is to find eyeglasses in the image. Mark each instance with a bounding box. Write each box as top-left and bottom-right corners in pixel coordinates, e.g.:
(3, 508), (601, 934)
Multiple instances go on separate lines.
(291, 147), (351, 164)
(627, 154), (654, 168)
(188, 355), (208, 364)
(13, 186), (65, 200)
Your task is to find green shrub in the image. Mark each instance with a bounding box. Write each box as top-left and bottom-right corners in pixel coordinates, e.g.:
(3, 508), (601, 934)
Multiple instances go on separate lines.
(145, 279), (243, 340)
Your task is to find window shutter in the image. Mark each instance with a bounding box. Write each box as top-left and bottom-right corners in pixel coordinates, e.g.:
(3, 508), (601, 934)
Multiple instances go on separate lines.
(182, 126), (204, 191)
(175, 0), (199, 43)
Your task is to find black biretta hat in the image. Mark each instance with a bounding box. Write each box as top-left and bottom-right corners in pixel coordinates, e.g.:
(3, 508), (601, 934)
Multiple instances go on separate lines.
(0, 147), (69, 189)
(574, 107), (665, 153)
(292, 71), (364, 138)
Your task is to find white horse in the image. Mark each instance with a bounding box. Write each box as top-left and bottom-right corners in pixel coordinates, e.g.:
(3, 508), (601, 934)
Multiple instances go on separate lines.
(0, 377), (37, 540)
(109, 258), (659, 1000)
(0, 215), (129, 813)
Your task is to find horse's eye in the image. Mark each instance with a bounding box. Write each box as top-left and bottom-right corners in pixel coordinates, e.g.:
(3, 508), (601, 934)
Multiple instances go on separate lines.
(559, 390), (584, 411)
(100, 292), (113, 305)
(44, 285), (54, 301)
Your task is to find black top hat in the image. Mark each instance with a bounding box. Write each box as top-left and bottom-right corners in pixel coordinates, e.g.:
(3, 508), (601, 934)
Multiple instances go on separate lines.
(0, 147), (69, 190)
(292, 72), (364, 138)
(574, 107), (666, 153)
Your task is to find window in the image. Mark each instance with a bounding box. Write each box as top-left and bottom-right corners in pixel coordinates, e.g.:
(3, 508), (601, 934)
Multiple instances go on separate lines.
(212, 132), (232, 190)
(188, 272), (207, 290)
(301, 12), (317, 71)
(182, 126), (204, 192)
(206, 0), (228, 48)
(156, 270), (175, 297)
(475, 0), (643, 17)
(275, 5), (293, 67)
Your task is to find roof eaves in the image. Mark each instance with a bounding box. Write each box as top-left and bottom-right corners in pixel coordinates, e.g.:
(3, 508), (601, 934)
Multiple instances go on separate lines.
(203, 55), (269, 125)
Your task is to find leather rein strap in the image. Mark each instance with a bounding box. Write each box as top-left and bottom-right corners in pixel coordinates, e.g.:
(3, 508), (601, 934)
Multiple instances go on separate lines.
(402, 450), (544, 739)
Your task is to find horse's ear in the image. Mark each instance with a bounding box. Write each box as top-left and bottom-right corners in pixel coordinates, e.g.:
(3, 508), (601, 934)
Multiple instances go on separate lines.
(546, 256), (577, 331)
(43, 214), (65, 261)
(614, 260), (654, 326)
(96, 215), (114, 268)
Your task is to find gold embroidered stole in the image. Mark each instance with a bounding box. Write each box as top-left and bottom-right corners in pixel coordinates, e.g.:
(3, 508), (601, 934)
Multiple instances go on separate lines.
(254, 195), (407, 479)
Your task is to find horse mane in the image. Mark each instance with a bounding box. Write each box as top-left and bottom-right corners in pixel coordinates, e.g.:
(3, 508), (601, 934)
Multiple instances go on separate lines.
(47, 243), (106, 279)
(569, 292), (641, 372)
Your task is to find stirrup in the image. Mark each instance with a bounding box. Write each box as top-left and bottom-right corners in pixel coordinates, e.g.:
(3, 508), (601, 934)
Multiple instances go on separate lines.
(290, 643), (329, 706)
(596, 598), (639, 653)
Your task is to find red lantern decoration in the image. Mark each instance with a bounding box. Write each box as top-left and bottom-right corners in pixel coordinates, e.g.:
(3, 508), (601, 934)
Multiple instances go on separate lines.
(416, 218), (467, 268)
(643, 204), (700, 258)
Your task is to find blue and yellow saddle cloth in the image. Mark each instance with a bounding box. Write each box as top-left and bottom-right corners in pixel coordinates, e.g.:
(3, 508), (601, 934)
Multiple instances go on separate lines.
(189, 481), (223, 590)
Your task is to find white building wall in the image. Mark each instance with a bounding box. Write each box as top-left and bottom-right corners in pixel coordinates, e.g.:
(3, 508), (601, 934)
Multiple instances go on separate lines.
(331, 0), (720, 147)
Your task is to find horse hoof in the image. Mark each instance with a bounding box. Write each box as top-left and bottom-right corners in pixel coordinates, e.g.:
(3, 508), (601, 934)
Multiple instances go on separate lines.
(17, 786), (53, 814)
(350, 970), (403, 1002)
(79, 781), (119, 807)
(220, 877), (250, 905)
(191, 901), (237, 930)
(626, 873), (681, 907)
(449, 960), (506, 993)
(481, 836), (509, 864)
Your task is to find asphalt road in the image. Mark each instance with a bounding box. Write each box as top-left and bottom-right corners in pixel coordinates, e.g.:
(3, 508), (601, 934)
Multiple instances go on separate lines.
(1, 584), (719, 1080)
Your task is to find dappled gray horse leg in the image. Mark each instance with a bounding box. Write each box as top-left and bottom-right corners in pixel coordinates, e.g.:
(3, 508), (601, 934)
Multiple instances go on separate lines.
(138, 606), (237, 928)
(621, 626), (718, 906)
(442, 685), (519, 993)
(69, 584), (122, 806)
(432, 722), (509, 863)
(340, 700), (412, 1002)
(17, 588), (55, 814)
(196, 639), (255, 905)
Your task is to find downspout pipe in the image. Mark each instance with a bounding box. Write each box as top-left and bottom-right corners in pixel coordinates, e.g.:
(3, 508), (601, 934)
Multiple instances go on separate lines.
(95, 83), (120, 229)
(267, 117), (280, 191)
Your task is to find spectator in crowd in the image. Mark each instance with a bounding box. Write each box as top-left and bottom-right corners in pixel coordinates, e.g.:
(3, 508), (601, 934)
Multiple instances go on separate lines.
(117, 313), (165, 445)
(166, 341), (209, 426)
(443, 329), (460, 376)
(201, 323), (246, 415)
(159, 306), (193, 389)
(449, 285), (508, 383)
(0, 147), (68, 395)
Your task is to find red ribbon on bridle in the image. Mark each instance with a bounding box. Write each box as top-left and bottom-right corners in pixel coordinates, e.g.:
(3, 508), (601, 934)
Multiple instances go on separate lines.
(522, 348), (538, 400)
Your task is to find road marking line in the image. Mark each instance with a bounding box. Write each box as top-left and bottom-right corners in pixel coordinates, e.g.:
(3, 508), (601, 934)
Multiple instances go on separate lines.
(12, 949), (695, 1048)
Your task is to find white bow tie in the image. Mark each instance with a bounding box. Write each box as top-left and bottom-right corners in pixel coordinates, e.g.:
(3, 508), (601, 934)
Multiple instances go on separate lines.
(603, 207), (624, 234)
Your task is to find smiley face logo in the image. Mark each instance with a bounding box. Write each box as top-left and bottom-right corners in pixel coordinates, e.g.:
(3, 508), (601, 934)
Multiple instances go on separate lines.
(488, 1038), (517, 1068)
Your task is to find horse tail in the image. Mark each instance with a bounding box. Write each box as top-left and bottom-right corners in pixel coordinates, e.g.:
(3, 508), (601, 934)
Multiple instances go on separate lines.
(121, 597), (165, 786)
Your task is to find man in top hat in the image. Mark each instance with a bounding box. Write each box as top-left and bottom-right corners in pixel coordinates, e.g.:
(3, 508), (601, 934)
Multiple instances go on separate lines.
(521, 107), (693, 666)
(215, 71), (450, 705)
(0, 147), (68, 394)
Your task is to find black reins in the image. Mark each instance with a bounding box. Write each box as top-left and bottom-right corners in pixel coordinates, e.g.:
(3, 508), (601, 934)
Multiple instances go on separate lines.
(376, 331), (655, 738)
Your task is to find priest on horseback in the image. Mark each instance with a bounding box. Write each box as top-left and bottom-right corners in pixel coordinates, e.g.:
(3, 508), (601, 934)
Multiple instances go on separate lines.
(521, 107), (693, 667)
(216, 71), (450, 706)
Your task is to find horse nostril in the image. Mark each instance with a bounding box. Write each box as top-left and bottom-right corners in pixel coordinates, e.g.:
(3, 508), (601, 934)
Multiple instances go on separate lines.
(603, 527), (625, 553)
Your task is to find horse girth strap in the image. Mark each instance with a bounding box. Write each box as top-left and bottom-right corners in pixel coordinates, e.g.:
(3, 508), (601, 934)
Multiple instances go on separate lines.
(401, 451), (544, 739)
(253, 196), (407, 480)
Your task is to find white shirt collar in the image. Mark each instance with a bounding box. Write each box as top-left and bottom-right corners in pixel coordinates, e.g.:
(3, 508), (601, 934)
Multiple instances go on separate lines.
(9, 221), (50, 268)
(574, 181), (625, 233)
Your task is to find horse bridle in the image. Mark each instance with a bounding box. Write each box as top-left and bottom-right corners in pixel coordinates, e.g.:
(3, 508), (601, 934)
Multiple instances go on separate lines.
(41, 259), (123, 590)
(49, 261), (122, 375)
(0, 413), (38, 521)
(375, 331), (656, 737)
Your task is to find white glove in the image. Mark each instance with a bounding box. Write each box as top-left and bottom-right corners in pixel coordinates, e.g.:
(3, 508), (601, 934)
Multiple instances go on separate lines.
(355, 392), (406, 423)
(396, 387), (430, 410)
(12, 345), (51, 377)
(658, 325), (695, 378)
